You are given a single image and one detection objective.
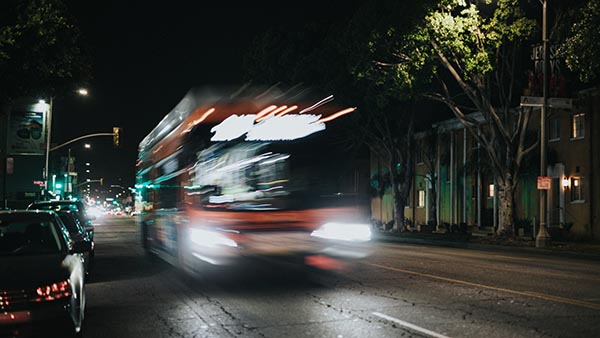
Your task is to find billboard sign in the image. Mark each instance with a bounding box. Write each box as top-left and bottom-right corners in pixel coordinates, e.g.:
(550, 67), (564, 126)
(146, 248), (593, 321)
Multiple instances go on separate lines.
(8, 102), (48, 155)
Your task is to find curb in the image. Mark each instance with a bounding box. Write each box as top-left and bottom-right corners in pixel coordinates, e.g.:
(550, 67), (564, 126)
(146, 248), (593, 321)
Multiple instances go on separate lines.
(372, 231), (600, 261)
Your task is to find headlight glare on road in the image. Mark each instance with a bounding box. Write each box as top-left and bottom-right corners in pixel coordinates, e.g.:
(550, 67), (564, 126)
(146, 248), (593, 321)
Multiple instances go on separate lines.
(190, 228), (238, 248)
(311, 222), (371, 242)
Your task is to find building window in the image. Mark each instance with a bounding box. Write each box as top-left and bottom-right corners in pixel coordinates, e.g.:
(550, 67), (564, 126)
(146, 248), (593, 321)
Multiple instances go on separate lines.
(571, 113), (585, 139)
(571, 177), (584, 202)
(488, 184), (494, 198)
(417, 190), (425, 208)
(416, 143), (424, 165)
(549, 118), (560, 141)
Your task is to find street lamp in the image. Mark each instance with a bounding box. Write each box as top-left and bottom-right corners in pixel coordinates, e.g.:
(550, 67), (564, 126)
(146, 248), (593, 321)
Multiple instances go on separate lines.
(43, 88), (89, 199)
(84, 143), (91, 149)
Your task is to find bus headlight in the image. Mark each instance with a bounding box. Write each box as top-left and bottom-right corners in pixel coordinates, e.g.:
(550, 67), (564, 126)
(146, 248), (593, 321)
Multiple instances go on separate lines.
(311, 222), (371, 242)
(190, 229), (238, 248)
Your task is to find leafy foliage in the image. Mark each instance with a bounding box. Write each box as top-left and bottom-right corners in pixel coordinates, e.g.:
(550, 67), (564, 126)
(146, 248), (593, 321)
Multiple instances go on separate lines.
(0, 0), (91, 102)
(557, 0), (600, 84)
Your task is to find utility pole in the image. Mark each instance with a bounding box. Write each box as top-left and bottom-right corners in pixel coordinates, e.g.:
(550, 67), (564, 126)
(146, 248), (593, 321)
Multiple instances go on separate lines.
(536, 0), (551, 247)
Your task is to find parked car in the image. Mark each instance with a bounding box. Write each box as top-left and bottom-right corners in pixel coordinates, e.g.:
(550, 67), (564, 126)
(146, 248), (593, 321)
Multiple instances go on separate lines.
(27, 200), (95, 242)
(56, 210), (95, 280)
(0, 210), (91, 336)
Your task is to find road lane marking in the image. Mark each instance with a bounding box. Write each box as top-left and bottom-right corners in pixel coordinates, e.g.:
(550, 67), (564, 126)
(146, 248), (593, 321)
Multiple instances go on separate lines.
(364, 262), (600, 311)
(491, 254), (537, 261)
(372, 312), (451, 338)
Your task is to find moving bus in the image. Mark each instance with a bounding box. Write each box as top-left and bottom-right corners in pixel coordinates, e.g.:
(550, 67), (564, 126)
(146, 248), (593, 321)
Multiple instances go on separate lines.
(135, 85), (371, 273)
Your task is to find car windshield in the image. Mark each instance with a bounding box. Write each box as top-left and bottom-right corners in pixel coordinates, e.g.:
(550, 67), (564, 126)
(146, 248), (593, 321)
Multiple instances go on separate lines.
(57, 212), (85, 235)
(0, 214), (64, 255)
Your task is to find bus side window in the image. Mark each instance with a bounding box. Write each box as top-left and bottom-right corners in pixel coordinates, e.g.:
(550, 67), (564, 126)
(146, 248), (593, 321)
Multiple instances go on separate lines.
(155, 178), (179, 209)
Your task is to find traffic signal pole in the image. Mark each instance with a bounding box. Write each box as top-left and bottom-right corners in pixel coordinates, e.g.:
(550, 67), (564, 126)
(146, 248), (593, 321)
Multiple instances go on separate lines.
(43, 129), (121, 200)
(49, 132), (118, 152)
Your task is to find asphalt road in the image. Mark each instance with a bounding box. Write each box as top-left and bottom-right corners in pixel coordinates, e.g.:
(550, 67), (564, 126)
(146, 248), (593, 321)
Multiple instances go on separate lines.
(80, 215), (600, 338)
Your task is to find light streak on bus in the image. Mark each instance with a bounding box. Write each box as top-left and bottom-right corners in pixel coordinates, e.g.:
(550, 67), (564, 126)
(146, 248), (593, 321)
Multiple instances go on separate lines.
(315, 107), (356, 123)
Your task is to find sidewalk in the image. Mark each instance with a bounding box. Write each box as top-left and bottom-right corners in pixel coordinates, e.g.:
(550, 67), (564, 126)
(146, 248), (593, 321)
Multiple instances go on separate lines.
(372, 228), (600, 261)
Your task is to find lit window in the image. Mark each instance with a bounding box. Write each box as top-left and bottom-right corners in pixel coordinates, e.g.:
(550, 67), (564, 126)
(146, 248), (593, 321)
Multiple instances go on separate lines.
(488, 184), (494, 198)
(418, 190), (425, 208)
(549, 118), (560, 141)
(571, 113), (585, 139)
(571, 177), (584, 202)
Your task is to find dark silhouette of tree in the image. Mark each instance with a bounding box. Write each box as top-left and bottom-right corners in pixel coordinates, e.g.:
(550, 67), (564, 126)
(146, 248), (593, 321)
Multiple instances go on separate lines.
(0, 0), (91, 104)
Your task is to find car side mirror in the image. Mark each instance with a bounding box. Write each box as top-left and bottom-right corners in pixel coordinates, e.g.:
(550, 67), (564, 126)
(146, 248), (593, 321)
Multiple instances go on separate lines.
(72, 240), (92, 253)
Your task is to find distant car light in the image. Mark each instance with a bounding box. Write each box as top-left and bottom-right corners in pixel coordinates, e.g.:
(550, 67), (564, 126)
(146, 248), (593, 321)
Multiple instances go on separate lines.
(87, 206), (103, 219)
(190, 228), (238, 248)
(311, 222), (372, 242)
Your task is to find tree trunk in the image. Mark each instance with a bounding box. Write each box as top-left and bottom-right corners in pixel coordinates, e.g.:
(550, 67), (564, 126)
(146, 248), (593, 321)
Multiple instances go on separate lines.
(429, 181), (437, 225)
(388, 163), (405, 232)
(497, 181), (515, 237)
(393, 190), (406, 233)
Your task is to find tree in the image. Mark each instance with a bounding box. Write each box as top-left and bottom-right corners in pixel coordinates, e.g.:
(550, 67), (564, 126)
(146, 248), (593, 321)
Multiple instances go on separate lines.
(242, 1), (437, 232)
(338, 0), (440, 232)
(0, 0), (91, 104)
(420, 0), (538, 236)
(361, 0), (537, 235)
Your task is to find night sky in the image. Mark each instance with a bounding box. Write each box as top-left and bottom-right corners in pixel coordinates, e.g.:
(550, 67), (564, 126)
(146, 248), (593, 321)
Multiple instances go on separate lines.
(52, 1), (365, 189)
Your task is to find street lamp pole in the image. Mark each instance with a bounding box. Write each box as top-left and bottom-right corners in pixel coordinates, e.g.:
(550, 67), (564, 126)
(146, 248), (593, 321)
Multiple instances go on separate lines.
(43, 97), (53, 200)
(67, 148), (72, 195)
(41, 88), (88, 200)
(536, 0), (551, 247)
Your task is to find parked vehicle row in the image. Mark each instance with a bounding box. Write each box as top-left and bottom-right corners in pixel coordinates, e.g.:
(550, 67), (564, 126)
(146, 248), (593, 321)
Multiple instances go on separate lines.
(0, 200), (97, 336)
(0, 210), (90, 336)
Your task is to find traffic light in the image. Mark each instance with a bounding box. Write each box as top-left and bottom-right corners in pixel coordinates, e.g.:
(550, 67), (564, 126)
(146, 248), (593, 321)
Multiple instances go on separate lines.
(113, 127), (122, 147)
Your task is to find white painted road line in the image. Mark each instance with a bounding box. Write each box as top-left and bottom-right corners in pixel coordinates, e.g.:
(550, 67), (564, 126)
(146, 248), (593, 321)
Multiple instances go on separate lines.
(372, 312), (451, 338)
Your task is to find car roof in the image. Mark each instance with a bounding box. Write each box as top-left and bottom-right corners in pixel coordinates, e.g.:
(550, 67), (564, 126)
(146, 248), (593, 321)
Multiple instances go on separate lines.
(28, 200), (85, 211)
(29, 200), (83, 205)
(0, 209), (57, 217)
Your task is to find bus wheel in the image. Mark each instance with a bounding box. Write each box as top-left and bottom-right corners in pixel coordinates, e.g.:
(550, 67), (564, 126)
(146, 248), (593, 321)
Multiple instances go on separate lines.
(140, 222), (148, 248)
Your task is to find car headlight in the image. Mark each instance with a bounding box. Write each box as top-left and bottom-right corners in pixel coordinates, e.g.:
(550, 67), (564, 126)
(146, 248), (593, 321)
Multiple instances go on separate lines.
(311, 222), (371, 242)
(190, 228), (238, 248)
(34, 280), (71, 302)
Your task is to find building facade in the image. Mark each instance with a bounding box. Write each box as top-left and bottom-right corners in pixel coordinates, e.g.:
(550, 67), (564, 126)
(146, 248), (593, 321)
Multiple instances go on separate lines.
(371, 87), (599, 240)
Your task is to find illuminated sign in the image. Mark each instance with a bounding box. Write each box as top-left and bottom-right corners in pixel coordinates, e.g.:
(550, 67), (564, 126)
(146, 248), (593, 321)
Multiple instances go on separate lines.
(33, 180), (45, 187)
